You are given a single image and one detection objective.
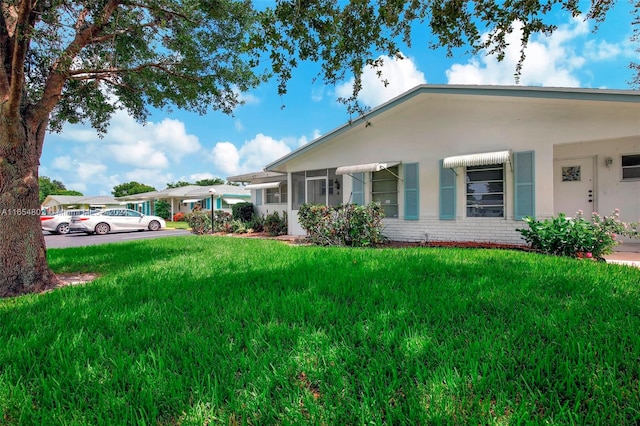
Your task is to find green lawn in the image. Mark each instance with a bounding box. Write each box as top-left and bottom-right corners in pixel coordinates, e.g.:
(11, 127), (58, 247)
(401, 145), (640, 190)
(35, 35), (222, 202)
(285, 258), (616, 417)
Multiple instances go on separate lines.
(165, 221), (190, 229)
(1, 236), (639, 424)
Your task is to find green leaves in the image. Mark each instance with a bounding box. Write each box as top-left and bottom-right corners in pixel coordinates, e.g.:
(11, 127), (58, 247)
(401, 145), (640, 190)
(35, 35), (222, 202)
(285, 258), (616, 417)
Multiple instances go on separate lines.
(517, 210), (640, 259)
(298, 202), (387, 247)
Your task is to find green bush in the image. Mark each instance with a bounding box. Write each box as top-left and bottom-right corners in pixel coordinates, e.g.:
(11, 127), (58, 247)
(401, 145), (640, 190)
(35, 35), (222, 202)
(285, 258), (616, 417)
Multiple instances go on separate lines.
(298, 203), (387, 247)
(184, 208), (212, 235)
(246, 214), (265, 233)
(264, 211), (287, 236)
(212, 210), (231, 233)
(517, 209), (640, 259)
(154, 200), (171, 220)
(230, 219), (248, 234)
(232, 202), (254, 222)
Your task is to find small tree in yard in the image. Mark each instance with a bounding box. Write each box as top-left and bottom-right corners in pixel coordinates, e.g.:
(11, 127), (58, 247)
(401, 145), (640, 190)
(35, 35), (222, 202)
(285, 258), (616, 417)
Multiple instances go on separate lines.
(0, 0), (634, 296)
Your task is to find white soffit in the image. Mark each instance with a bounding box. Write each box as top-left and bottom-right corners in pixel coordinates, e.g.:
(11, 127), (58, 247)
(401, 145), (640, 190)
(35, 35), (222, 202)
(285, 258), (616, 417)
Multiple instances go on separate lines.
(336, 163), (392, 175)
(182, 198), (205, 203)
(244, 182), (282, 190)
(443, 150), (512, 168)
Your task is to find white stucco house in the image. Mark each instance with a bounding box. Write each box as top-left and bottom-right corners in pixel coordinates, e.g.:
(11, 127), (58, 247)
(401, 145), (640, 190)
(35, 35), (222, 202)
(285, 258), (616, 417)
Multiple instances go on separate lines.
(116, 184), (250, 219)
(42, 195), (121, 212)
(228, 85), (640, 244)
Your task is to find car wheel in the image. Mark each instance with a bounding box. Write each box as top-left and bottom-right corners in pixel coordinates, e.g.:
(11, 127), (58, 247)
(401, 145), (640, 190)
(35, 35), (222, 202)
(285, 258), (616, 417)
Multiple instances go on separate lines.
(56, 222), (70, 235)
(148, 220), (161, 231)
(94, 222), (110, 235)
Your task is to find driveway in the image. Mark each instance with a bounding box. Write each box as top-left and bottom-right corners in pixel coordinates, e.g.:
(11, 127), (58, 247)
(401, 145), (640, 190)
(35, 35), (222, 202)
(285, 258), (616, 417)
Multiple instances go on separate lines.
(44, 229), (191, 249)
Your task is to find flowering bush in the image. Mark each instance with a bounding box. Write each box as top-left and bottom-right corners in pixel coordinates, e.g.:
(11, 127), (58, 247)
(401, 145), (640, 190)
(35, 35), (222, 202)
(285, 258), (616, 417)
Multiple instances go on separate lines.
(184, 209), (211, 235)
(264, 211), (287, 236)
(298, 203), (387, 247)
(212, 211), (231, 232)
(517, 209), (640, 259)
(173, 212), (185, 222)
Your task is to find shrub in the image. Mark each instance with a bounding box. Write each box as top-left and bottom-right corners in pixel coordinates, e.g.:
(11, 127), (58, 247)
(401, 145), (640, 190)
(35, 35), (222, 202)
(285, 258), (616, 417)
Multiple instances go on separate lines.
(173, 212), (185, 222)
(232, 202), (254, 222)
(246, 214), (265, 233)
(230, 219), (248, 234)
(517, 209), (640, 259)
(154, 200), (171, 220)
(298, 203), (387, 247)
(264, 211), (287, 236)
(184, 208), (211, 235)
(212, 210), (232, 233)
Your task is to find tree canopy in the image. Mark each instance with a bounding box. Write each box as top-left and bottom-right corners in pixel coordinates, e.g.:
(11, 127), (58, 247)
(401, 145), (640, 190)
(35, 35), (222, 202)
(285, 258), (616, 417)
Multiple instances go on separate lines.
(167, 178), (226, 188)
(112, 182), (156, 198)
(38, 177), (83, 203)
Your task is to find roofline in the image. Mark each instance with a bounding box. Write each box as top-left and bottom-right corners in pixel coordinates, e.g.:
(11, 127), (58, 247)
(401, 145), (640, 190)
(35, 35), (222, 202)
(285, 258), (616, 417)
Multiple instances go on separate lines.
(265, 84), (640, 171)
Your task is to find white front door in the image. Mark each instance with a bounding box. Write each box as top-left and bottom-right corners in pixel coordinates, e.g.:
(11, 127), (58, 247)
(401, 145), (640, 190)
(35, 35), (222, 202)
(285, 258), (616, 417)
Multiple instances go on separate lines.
(553, 157), (595, 217)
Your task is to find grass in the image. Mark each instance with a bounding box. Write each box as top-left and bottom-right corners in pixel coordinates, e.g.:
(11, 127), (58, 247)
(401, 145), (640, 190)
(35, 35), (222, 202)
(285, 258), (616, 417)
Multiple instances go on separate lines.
(164, 221), (190, 229)
(1, 236), (639, 424)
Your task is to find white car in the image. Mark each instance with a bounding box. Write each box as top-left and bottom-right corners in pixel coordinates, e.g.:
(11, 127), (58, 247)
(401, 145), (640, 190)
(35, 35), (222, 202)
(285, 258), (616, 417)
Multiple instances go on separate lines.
(70, 208), (166, 235)
(41, 209), (97, 234)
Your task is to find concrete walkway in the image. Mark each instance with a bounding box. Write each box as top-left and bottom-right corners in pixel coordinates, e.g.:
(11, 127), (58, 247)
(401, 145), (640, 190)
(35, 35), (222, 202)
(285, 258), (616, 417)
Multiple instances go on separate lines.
(603, 243), (640, 267)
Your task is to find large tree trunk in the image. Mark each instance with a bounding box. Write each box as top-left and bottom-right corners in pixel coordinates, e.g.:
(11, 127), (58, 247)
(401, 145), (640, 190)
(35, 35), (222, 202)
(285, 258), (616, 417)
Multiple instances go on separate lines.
(0, 114), (59, 297)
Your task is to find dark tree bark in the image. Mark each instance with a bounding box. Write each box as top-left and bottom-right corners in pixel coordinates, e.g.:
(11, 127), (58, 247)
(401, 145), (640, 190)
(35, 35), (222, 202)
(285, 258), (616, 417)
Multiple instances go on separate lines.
(0, 113), (59, 297)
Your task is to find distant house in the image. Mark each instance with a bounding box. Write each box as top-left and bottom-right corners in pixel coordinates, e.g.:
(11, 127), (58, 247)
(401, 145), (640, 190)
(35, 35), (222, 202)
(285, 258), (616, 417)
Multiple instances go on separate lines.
(228, 85), (640, 244)
(42, 195), (120, 212)
(116, 184), (250, 219)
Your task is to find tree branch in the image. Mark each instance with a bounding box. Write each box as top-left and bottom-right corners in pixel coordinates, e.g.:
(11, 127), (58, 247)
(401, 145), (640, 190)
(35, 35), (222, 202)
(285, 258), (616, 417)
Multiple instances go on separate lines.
(6, 0), (35, 117)
(34, 0), (122, 121)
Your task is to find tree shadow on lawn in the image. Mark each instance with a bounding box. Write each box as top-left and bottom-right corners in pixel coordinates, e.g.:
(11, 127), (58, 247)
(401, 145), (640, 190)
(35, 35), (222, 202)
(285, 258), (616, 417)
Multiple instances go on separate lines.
(3, 241), (640, 422)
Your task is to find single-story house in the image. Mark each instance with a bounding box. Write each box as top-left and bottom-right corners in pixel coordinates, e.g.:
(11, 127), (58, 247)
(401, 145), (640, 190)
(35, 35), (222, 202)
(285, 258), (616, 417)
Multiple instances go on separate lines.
(116, 184), (250, 219)
(42, 195), (121, 212)
(228, 85), (640, 244)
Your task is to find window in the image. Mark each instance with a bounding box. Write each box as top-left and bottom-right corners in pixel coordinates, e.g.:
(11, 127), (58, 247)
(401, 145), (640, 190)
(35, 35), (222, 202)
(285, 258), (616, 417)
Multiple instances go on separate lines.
(372, 166), (398, 218)
(266, 183), (288, 204)
(622, 154), (640, 180)
(466, 164), (504, 218)
(292, 170), (342, 208)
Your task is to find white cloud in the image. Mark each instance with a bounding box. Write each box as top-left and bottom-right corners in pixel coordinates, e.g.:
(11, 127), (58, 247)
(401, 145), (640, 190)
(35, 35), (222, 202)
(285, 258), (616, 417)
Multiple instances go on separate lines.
(108, 140), (170, 169)
(233, 86), (260, 106)
(122, 169), (176, 190)
(76, 162), (107, 180)
(67, 181), (87, 192)
(297, 129), (322, 147)
(336, 54), (427, 107)
(189, 172), (218, 182)
(52, 156), (73, 171)
(212, 133), (292, 175)
(584, 39), (622, 61)
(211, 141), (241, 175)
(446, 17), (589, 87)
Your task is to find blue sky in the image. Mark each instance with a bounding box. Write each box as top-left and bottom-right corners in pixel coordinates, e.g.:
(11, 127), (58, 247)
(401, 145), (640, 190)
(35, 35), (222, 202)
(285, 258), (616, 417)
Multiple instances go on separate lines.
(40, 4), (638, 196)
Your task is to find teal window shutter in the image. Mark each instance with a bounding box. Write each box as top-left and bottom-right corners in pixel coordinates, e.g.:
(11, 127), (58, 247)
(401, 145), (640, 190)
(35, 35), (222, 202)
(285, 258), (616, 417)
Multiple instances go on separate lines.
(439, 160), (456, 220)
(404, 163), (419, 220)
(351, 173), (364, 205)
(255, 189), (262, 206)
(514, 151), (535, 220)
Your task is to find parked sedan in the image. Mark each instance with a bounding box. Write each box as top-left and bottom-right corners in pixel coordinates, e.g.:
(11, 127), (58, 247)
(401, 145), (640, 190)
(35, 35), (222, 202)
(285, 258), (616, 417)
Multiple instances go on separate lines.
(70, 208), (166, 235)
(41, 209), (96, 234)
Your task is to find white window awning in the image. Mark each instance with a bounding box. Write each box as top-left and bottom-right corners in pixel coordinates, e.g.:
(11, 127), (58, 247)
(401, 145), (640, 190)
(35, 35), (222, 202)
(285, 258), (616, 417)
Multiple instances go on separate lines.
(120, 200), (145, 205)
(182, 198), (205, 203)
(244, 182), (283, 190)
(222, 197), (247, 205)
(443, 150), (511, 168)
(336, 162), (394, 175)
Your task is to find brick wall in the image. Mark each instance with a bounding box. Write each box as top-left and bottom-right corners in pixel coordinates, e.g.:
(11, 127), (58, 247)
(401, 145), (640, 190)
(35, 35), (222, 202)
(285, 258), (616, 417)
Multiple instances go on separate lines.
(381, 216), (527, 245)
